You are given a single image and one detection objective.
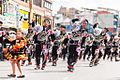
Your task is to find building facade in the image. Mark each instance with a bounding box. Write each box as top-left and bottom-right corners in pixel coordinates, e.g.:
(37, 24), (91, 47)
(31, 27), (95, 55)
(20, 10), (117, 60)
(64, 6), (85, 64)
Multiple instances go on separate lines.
(0, 0), (53, 28)
(57, 6), (79, 19)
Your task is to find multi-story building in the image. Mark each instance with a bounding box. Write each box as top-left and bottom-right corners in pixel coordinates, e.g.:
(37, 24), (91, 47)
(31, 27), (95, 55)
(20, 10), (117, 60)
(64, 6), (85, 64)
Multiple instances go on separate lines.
(57, 6), (79, 19)
(57, 6), (67, 17)
(20, 0), (53, 25)
(0, 0), (53, 28)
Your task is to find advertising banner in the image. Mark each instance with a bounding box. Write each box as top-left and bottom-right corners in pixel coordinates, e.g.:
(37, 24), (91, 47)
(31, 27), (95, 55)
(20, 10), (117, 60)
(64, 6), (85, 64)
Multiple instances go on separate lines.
(0, 14), (16, 28)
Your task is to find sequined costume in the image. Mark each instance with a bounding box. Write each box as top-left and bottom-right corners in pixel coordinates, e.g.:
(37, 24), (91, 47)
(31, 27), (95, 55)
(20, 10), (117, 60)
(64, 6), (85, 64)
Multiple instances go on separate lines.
(3, 38), (27, 60)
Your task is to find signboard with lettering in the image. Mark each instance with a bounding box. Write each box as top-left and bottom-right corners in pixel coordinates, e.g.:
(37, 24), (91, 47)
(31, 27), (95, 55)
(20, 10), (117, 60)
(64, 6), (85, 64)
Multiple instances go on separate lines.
(0, 14), (16, 28)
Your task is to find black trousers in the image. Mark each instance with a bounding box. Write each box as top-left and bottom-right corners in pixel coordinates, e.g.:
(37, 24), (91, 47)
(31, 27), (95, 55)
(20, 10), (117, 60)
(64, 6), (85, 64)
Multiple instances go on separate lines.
(28, 53), (32, 63)
(67, 54), (78, 67)
(0, 52), (4, 61)
(91, 48), (96, 61)
(62, 48), (67, 60)
(83, 46), (91, 60)
(52, 53), (58, 61)
(103, 48), (111, 60)
(35, 44), (42, 66)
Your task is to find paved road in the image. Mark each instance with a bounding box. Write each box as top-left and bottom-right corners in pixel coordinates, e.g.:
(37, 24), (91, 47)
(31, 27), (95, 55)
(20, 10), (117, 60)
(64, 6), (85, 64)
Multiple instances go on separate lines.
(0, 59), (120, 80)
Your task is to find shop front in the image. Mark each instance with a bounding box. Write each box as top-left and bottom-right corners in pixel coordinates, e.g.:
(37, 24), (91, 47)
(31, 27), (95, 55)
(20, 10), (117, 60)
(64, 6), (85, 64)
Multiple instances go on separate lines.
(33, 13), (42, 25)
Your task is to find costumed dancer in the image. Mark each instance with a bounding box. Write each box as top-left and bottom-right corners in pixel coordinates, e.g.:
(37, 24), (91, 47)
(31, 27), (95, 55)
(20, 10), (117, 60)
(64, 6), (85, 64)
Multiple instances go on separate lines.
(21, 27), (34, 66)
(93, 40), (104, 66)
(33, 25), (46, 70)
(51, 40), (60, 66)
(67, 39), (78, 72)
(103, 40), (111, 60)
(61, 34), (71, 61)
(111, 36), (119, 61)
(47, 29), (56, 62)
(86, 34), (94, 61)
(41, 44), (49, 70)
(89, 39), (99, 67)
(3, 28), (27, 78)
(79, 30), (87, 60)
(0, 21), (6, 61)
(21, 44), (33, 66)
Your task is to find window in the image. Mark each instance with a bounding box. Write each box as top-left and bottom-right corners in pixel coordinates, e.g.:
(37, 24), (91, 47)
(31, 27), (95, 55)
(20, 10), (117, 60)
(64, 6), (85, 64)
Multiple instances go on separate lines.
(33, 0), (42, 7)
(44, 1), (52, 10)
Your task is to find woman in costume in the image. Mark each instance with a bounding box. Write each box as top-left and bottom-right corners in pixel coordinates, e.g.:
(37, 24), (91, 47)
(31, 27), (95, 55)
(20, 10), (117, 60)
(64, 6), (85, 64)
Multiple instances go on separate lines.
(3, 29), (27, 78)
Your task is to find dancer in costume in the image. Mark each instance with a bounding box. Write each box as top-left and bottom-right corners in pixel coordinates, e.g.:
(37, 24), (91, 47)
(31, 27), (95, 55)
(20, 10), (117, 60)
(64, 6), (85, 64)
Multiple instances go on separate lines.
(3, 29), (27, 78)
(51, 41), (60, 66)
(0, 21), (6, 61)
(67, 39), (78, 72)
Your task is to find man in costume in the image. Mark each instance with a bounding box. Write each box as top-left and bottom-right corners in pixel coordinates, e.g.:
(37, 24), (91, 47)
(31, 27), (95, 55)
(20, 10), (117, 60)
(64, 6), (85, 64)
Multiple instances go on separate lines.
(67, 39), (78, 72)
(33, 25), (47, 70)
(51, 40), (60, 66)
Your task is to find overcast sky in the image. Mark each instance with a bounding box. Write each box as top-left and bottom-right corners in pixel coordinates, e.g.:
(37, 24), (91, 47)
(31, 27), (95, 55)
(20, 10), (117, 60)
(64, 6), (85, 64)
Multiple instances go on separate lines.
(52, 0), (120, 14)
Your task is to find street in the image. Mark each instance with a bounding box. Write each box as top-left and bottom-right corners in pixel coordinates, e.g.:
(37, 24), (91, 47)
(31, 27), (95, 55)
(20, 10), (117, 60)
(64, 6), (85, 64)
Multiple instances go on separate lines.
(0, 59), (120, 80)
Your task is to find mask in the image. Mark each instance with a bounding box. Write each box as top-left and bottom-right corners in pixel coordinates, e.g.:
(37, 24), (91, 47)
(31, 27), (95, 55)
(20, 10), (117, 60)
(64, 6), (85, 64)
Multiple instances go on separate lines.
(8, 31), (16, 41)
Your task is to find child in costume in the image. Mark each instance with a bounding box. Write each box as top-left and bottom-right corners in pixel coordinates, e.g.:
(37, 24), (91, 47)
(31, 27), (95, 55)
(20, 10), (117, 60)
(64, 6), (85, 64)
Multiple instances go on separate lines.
(3, 28), (27, 78)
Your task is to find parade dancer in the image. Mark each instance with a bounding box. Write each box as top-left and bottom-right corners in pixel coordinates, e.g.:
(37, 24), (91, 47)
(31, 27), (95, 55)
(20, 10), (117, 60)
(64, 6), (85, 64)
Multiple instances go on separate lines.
(41, 44), (49, 70)
(51, 41), (60, 66)
(33, 24), (47, 70)
(111, 37), (119, 61)
(79, 30), (87, 60)
(33, 32), (44, 70)
(94, 40), (104, 65)
(3, 29), (27, 78)
(21, 44), (32, 66)
(0, 21), (6, 61)
(61, 34), (70, 61)
(67, 39), (78, 72)
(89, 40), (99, 67)
(86, 34), (94, 61)
(27, 44), (33, 65)
(103, 41), (111, 60)
(47, 30), (56, 62)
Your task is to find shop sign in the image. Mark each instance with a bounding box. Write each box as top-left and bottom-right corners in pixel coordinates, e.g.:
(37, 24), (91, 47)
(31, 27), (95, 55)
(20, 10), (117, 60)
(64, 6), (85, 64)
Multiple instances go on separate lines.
(20, 9), (29, 15)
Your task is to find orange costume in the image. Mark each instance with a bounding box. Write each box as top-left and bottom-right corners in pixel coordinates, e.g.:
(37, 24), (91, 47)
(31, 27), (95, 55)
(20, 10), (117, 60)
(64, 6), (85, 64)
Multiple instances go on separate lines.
(3, 31), (27, 61)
